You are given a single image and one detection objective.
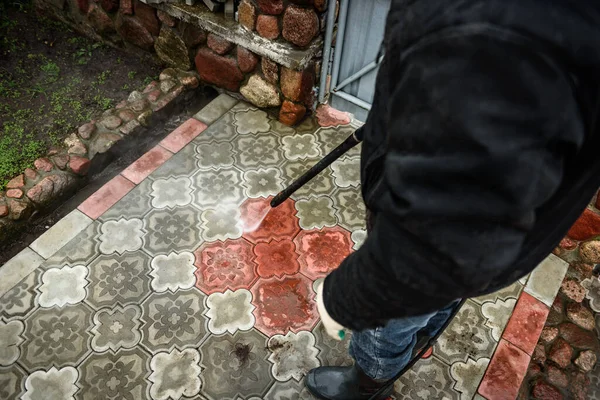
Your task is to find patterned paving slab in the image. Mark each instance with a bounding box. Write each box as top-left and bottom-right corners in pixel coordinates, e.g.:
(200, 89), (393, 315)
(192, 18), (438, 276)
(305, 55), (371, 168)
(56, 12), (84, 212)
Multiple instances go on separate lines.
(0, 96), (564, 400)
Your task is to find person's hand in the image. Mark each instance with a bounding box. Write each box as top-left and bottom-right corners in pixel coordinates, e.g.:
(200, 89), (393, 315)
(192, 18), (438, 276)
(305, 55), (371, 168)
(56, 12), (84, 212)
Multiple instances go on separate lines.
(315, 280), (346, 341)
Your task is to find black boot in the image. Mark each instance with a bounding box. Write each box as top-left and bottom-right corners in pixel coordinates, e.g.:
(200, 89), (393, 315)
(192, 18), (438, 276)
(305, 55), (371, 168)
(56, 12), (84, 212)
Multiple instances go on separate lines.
(305, 364), (394, 400)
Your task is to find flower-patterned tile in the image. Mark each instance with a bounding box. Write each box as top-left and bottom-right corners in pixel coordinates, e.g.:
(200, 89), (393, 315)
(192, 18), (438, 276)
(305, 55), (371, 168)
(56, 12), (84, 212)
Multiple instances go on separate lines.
(269, 116), (297, 137)
(150, 177), (193, 209)
(449, 357), (490, 400)
(205, 289), (256, 335)
(294, 226), (354, 280)
(233, 132), (285, 169)
(263, 379), (308, 400)
(150, 251), (197, 293)
(243, 168), (284, 199)
(0, 364), (26, 400)
(43, 221), (101, 268)
(282, 161), (335, 200)
(294, 196), (338, 230)
(330, 155), (361, 189)
(98, 218), (145, 255)
(99, 179), (153, 222)
(90, 304), (142, 352)
(330, 186), (367, 231)
(192, 166), (245, 209)
(471, 280), (523, 305)
(149, 145), (199, 180)
(394, 356), (459, 400)
(0, 320), (25, 366)
(480, 297), (518, 342)
(254, 238), (301, 278)
(193, 111), (238, 144)
(23, 366), (79, 400)
(149, 348), (202, 400)
(200, 205), (244, 242)
(37, 265), (88, 308)
(281, 133), (322, 161)
(240, 197), (300, 244)
(140, 287), (208, 353)
(20, 303), (94, 371)
(251, 274), (318, 337)
(313, 322), (353, 367)
(315, 125), (356, 155)
(142, 206), (203, 256)
(87, 252), (152, 309)
(195, 141), (235, 170)
(199, 329), (273, 400)
(433, 300), (497, 365)
(267, 331), (320, 382)
(351, 229), (367, 250)
(194, 238), (258, 295)
(0, 270), (40, 320)
(233, 108), (271, 135)
(78, 347), (151, 400)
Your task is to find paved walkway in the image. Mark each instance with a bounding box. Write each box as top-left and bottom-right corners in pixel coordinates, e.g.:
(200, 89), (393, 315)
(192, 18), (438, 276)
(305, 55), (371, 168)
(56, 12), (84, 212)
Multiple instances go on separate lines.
(0, 95), (570, 400)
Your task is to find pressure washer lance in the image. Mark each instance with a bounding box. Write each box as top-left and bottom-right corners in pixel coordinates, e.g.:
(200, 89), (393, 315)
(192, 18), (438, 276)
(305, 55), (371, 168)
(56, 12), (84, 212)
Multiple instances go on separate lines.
(270, 128), (364, 208)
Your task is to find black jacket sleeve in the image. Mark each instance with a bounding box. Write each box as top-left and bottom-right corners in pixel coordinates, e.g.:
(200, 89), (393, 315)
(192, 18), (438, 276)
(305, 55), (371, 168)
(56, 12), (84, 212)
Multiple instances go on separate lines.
(323, 28), (583, 331)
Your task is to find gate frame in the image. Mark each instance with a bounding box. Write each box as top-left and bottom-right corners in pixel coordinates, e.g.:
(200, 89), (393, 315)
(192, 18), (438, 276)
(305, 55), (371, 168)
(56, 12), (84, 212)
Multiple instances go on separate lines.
(318, 0), (381, 112)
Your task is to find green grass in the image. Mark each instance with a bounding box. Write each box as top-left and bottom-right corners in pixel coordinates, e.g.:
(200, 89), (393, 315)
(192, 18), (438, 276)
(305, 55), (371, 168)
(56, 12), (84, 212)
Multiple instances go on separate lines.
(0, 110), (46, 189)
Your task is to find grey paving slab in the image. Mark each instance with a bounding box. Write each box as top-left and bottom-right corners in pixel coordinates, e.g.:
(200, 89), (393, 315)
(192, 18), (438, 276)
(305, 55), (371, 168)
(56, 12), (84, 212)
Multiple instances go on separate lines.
(193, 93), (238, 125)
(0, 247), (44, 298)
(29, 209), (93, 259)
(524, 254), (569, 307)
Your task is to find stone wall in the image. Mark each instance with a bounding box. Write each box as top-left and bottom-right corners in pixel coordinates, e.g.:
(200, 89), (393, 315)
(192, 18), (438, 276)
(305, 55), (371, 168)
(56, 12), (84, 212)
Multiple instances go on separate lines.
(36, 0), (328, 125)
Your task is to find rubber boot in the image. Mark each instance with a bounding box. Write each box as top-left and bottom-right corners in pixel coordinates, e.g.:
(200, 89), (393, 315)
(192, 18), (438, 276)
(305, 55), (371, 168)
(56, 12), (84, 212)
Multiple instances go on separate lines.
(305, 364), (394, 400)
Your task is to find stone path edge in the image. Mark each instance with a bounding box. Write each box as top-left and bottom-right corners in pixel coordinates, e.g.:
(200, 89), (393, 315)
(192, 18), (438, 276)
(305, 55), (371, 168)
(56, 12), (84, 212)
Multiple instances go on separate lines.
(477, 255), (569, 399)
(0, 68), (202, 243)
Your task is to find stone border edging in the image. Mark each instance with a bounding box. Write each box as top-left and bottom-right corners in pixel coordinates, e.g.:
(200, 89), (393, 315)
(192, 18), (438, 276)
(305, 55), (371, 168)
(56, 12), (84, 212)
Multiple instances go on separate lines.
(0, 67), (201, 242)
(477, 255), (570, 399)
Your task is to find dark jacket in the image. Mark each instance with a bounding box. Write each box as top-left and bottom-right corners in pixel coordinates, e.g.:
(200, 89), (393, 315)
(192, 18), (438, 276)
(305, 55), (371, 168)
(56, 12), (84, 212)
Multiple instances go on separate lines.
(323, 0), (600, 331)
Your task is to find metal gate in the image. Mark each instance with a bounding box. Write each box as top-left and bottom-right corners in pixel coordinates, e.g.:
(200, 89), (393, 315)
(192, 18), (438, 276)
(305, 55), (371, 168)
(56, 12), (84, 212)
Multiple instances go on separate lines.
(319, 0), (391, 122)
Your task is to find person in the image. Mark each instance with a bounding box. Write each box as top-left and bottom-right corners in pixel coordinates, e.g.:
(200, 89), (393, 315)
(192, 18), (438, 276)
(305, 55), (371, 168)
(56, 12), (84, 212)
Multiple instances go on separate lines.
(306, 1), (600, 399)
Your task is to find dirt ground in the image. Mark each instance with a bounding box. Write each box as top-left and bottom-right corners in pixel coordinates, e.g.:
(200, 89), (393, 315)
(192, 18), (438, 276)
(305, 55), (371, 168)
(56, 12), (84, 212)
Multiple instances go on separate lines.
(0, 1), (161, 189)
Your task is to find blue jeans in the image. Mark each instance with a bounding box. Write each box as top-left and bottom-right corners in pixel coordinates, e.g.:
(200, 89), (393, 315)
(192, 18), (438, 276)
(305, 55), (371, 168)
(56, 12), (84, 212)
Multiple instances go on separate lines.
(349, 301), (460, 380)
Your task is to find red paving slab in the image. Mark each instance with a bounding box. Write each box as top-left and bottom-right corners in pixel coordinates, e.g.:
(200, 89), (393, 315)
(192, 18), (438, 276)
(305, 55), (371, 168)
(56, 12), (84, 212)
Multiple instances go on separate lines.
(78, 175), (135, 219)
(193, 238), (259, 295)
(241, 197), (301, 244)
(159, 118), (207, 153)
(479, 339), (531, 400)
(254, 238), (300, 278)
(502, 292), (550, 355)
(251, 273), (318, 337)
(294, 226), (354, 280)
(121, 145), (173, 184)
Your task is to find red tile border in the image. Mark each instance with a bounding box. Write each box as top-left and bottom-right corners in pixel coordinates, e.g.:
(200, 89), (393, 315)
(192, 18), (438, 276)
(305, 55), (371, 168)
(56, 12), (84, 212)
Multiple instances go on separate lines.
(478, 339), (531, 400)
(77, 175), (135, 219)
(121, 145), (173, 184)
(502, 292), (550, 355)
(159, 118), (207, 153)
